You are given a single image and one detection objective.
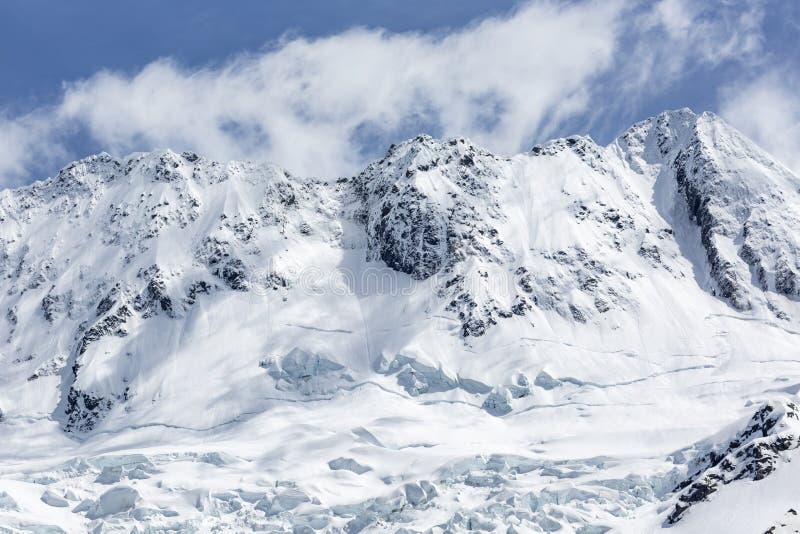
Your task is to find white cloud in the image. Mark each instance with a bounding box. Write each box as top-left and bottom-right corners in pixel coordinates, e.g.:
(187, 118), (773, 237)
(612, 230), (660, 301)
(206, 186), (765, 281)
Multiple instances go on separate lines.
(0, 0), (776, 185)
(606, 0), (764, 111)
(0, 111), (69, 186)
(55, 0), (622, 178)
(719, 70), (800, 175)
(646, 0), (763, 64)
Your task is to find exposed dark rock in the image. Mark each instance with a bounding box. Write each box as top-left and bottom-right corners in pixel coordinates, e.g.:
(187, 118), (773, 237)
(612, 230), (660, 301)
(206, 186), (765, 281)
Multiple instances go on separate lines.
(27, 354), (67, 381)
(515, 267), (534, 294)
(64, 302), (133, 432)
(775, 257), (798, 296)
(153, 152), (184, 182)
(354, 135), (513, 338)
(674, 149), (750, 309)
(594, 296), (611, 313)
(64, 388), (113, 433)
(41, 293), (64, 324)
(569, 304), (587, 323)
(602, 207), (634, 230)
(6, 306), (17, 325)
(511, 295), (532, 316)
(181, 151), (199, 163)
(185, 280), (213, 306)
(76, 304), (132, 357)
(531, 136), (608, 173)
(638, 243), (661, 264)
(666, 401), (800, 525)
(196, 237), (249, 291)
(95, 290), (117, 317)
(134, 265), (174, 318)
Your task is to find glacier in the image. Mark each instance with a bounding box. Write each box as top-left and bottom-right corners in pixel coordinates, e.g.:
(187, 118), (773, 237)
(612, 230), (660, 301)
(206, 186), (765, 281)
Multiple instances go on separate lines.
(0, 109), (799, 532)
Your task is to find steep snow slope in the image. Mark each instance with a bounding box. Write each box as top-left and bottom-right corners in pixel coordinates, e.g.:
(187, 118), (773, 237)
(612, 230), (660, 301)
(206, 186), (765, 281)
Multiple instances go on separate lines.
(1, 109), (799, 533)
(615, 109), (800, 311)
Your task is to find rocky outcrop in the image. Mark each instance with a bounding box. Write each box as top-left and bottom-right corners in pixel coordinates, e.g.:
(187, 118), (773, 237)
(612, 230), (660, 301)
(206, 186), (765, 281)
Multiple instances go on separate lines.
(353, 135), (521, 337)
(666, 400), (800, 525)
(673, 145), (752, 310)
(354, 135), (507, 281)
(133, 265), (175, 318)
(64, 388), (114, 433)
(619, 109), (800, 312)
(195, 237), (250, 291)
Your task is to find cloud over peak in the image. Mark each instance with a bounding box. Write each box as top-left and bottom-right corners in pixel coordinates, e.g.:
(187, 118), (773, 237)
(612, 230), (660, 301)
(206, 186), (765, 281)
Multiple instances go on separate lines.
(0, 0), (781, 185)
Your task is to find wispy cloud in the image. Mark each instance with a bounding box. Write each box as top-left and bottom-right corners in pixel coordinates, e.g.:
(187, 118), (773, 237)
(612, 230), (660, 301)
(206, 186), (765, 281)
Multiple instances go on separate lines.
(0, 0), (773, 185)
(719, 69), (800, 175)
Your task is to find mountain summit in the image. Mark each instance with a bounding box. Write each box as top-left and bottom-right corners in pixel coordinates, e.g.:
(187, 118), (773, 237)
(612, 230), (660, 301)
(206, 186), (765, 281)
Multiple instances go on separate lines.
(1, 110), (799, 533)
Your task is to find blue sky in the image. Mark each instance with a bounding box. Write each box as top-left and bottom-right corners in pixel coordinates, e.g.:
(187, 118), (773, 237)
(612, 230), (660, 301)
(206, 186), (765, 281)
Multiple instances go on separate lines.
(0, 0), (798, 184)
(0, 1), (519, 110)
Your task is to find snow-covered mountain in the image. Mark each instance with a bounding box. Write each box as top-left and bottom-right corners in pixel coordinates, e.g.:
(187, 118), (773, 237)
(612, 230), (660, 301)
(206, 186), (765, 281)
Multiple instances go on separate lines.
(1, 109), (800, 533)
